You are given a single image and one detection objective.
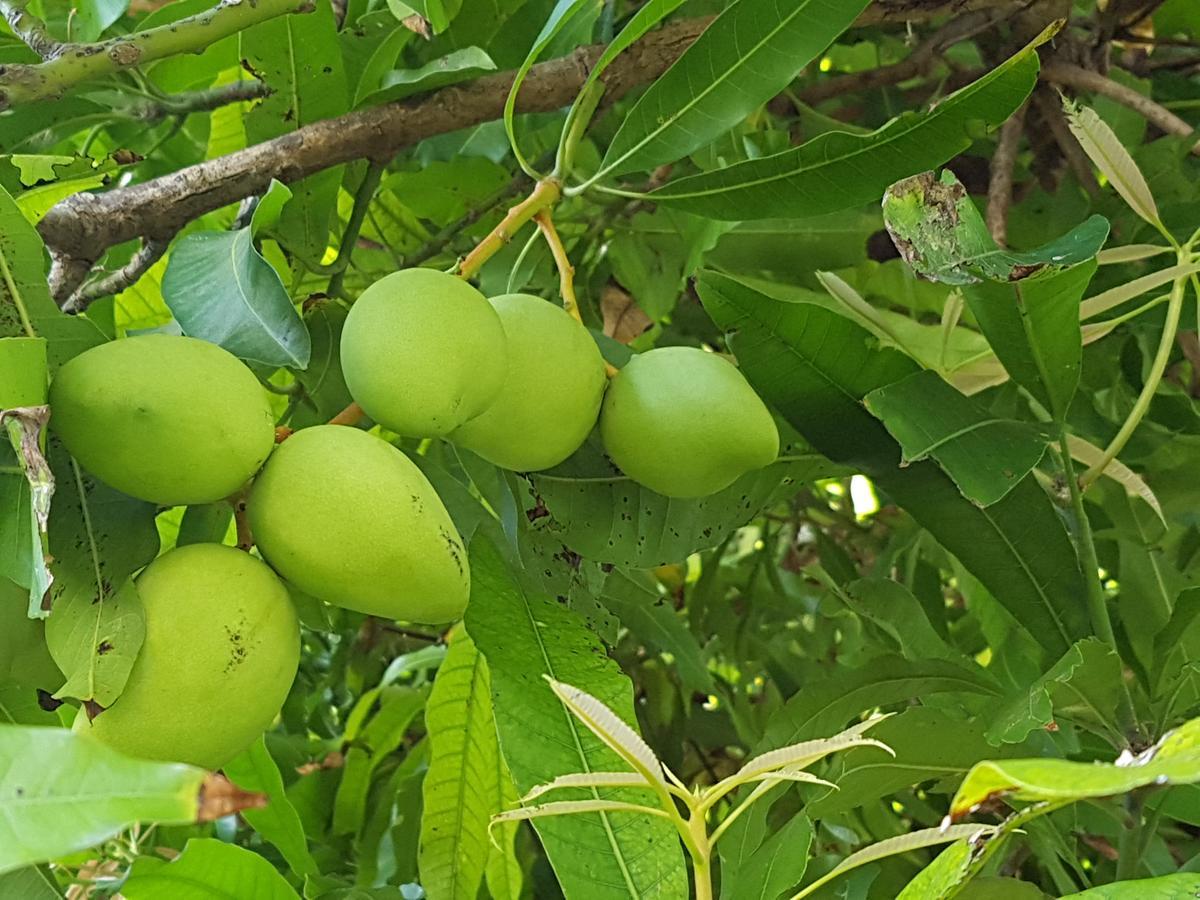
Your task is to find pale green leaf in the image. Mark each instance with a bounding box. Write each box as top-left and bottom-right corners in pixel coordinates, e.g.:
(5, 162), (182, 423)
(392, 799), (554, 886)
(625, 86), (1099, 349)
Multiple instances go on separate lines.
(1066, 434), (1163, 523)
(1080, 262), (1200, 320)
(122, 838), (298, 899)
(1065, 103), (1160, 226)
(522, 771), (656, 802)
(1060, 873), (1200, 898)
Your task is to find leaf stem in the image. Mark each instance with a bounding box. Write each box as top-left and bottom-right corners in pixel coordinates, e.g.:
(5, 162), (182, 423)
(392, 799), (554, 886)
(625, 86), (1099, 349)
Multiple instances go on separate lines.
(1081, 274), (1186, 487)
(533, 210), (582, 324)
(1115, 791), (1147, 881)
(457, 178), (561, 280)
(1060, 436), (1115, 647)
(327, 160), (386, 299)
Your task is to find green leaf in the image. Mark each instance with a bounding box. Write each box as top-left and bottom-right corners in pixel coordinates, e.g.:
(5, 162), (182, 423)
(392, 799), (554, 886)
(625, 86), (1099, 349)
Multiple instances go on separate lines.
(650, 27), (1051, 219)
(291, 301), (353, 425)
(0, 865), (62, 899)
(0, 726), (205, 875)
(418, 627), (501, 900)
(882, 170), (1109, 284)
(241, 0), (349, 262)
(1065, 102), (1161, 228)
(717, 806), (812, 900)
(161, 228), (312, 369)
(986, 638), (1126, 745)
(696, 270), (1089, 656)
(224, 737), (319, 878)
(527, 437), (848, 568)
(864, 369), (1051, 507)
(962, 261), (1097, 421)
(597, 0), (870, 178)
(43, 445), (158, 708)
(465, 538), (687, 899)
(600, 569), (714, 695)
(122, 838), (299, 899)
(893, 840), (973, 900)
(838, 578), (958, 662)
(1059, 874), (1200, 898)
(357, 47), (496, 108)
(72, 0), (129, 41)
(949, 717), (1200, 818)
(0, 184), (104, 369)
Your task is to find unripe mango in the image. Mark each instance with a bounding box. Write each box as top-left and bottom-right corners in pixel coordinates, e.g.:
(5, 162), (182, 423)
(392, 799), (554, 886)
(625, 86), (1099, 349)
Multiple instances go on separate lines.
(600, 347), (779, 498)
(0, 578), (62, 691)
(340, 269), (507, 437)
(453, 294), (606, 471)
(49, 335), (275, 506)
(248, 425), (469, 623)
(74, 544), (299, 769)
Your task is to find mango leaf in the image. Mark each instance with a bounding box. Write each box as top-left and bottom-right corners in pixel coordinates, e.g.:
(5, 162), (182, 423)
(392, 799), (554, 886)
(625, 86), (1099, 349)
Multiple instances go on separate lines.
(1060, 874), (1200, 898)
(358, 47), (496, 108)
(596, 0), (870, 179)
(1065, 102), (1161, 227)
(418, 627), (503, 900)
(650, 25), (1053, 220)
(0, 726), (206, 875)
(122, 838), (298, 899)
(838, 578), (958, 661)
(241, 0), (349, 263)
(465, 538), (687, 899)
(794, 825), (997, 899)
(0, 865), (61, 899)
(882, 170), (1109, 284)
(161, 226), (311, 369)
(527, 436), (848, 568)
(949, 717), (1200, 818)
(224, 737), (318, 879)
(43, 444), (159, 708)
(291, 300), (354, 425)
(717, 806), (812, 900)
(986, 638), (1126, 746)
(962, 261), (1097, 421)
(696, 270), (1089, 656)
(864, 369), (1051, 507)
(894, 840), (973, 900)
(0, 184), (104, 369)
(1081, 262), (1200, 320)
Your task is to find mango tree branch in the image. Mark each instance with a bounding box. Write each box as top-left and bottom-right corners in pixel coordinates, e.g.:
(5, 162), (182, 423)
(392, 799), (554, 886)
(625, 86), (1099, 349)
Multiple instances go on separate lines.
(0, 0), (62, 59)
(0, 0), (311, 109)
(36, 0), (1027, 302)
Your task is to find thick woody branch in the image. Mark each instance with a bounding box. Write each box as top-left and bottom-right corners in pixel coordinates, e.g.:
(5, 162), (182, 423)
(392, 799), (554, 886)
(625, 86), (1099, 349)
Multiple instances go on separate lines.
(0, 0), (309, 109)
(37, 0), (1029, 302)
(0, 0), (62, 59)
(1041, 61), (1200, 154)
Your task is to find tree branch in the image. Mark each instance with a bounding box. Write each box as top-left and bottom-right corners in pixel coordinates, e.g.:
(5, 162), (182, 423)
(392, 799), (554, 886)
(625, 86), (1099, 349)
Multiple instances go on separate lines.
(130, 79), (273, 123)
(986, 101), (1028, 246)
(1041, 60), (1200, 154)
(37, 0), (1031, 302)
(1031, 85), (1102, 197)
(0, 0), (62, 60)
(61, 238), (169, 313)
(0, 0), (309, 109)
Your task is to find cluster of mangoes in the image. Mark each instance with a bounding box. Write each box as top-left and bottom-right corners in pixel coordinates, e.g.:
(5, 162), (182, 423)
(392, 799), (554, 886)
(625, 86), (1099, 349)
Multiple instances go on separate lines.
(30, 267), (777, 770)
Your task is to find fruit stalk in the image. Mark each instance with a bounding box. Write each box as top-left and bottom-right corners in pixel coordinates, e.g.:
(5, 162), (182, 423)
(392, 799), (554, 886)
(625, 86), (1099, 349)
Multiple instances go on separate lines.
(458, 178), (562, 280)
(534, 210), (582, 324)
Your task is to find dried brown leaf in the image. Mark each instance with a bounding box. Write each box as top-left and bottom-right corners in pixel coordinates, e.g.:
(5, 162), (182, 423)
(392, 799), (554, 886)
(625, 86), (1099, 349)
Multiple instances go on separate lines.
(602, 284), (652, 344)
(197, 773), (269, 821)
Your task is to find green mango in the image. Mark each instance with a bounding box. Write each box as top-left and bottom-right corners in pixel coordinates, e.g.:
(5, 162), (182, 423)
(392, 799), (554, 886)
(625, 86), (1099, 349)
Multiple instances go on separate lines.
(74, 544), (299, 769)
(600, 346), (779, 498)
(340, 268), (507, 437)
(248, 425), (469, 623)
(453, 294), (607, 471)
(0, 577), (61, 691)
(49, 335), (275, 506)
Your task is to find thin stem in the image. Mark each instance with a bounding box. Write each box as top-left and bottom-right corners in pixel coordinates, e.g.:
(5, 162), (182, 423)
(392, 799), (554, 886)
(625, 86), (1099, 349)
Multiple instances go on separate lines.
(328, 401), (364, 426)
(1116, 792), (1147, 881)
(1081, 275), (1187, 486)
(1061, 438), (1115, 647)
(457, 178), (561, 280)
(328, 160), (386, 298)
(692, 848), (713, 900)
(0, 251), (36, 338)
(534, 210), (582, 323)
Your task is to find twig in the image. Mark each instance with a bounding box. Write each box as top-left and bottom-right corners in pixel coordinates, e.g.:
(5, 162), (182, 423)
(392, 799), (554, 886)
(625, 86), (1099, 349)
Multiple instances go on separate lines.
(0, 0), (311, 108)
(0, 0), (62, 59)
(457, 178), (561, 280)
(985, 102), (1028, 247)
(129, 79), (272, 123)
(534, 210), (582, 324)
(1031, 86), (1102, 198)
(61, 238), (169, 313)
(1042, 61), (1200, 154)
(327, 160), (387, 299)
(405, 172), (530, 268)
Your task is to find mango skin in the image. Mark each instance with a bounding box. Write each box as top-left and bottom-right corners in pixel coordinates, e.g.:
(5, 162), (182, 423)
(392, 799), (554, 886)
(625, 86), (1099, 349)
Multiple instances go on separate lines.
(49, 335), (275, 506)
(74, 544), (299, 769)
(600, 347), (779, 498)
(0, 577), (62, 691)
(340, 269), (507, 437)
(248, 425), (469, 623)
(453, 294), (607, 471)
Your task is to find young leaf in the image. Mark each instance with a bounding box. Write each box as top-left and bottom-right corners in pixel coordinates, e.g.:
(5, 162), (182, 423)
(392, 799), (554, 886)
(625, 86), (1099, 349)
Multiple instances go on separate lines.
(864, 369), (1052, 506)
(0, 726), (206, 875)
(736, 720), (891, 781)
(466, 538), (687, 899)
(1065, 102), (1161, 227)
(419, 627), (504, 900)
(596, 0), (871, 179)
(1065, 433), (1163, 522)
(522, 771), (656, 802)
(792, 825), (998, 899)
(121, 838), (298, 899)
(1079, 261), (1200, 320)
(650, 25), (1056, 219)
(492, 798), (672, 826)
